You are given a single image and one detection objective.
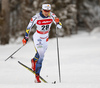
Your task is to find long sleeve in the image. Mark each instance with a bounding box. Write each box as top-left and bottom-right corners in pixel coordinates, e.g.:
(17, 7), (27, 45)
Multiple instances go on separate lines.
(50, 12), (56, 25)
(25, 15), (37, 37)
(50, 12), (62, 29)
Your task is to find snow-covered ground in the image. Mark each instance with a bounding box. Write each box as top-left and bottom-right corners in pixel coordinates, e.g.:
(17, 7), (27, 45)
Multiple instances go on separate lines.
(0, 31), (100, 88)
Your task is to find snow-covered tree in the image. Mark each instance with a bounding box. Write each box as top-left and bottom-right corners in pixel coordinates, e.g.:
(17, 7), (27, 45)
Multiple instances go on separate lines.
(0, 0), (100, 44)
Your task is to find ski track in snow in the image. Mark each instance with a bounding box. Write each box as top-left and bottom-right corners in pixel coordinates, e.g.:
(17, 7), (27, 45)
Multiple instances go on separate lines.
(0, 31), (100, 88)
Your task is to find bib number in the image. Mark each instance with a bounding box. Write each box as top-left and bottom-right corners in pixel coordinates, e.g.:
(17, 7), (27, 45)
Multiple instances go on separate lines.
(41, 25), (49, 31)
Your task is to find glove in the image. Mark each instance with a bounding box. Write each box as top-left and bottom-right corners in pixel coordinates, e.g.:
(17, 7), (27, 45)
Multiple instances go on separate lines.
(55, 17), (62, 29)
(22, 37), (28, 45)
(57, 22), (62, 29)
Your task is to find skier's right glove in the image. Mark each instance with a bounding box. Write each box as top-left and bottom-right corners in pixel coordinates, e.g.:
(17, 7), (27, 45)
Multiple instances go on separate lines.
(22, 37), (28, 45)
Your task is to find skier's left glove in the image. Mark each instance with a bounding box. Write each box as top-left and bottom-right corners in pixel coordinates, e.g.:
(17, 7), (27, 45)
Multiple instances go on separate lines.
(22, 37), (28, 45)
(55, 17), (62, 29)
(57, 22), (62, 29)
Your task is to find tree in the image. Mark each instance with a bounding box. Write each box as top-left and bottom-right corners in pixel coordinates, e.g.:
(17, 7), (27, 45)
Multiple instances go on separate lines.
(0, 0), (10, 44)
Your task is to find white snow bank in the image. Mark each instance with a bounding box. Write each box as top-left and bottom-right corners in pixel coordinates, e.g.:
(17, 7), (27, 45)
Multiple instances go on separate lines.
(0, 31), (100, 88)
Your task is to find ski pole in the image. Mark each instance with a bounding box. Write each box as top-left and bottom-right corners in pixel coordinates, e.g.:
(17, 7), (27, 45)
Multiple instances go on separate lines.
(5, 45), (24, 61)
(56, 26), (61, 83)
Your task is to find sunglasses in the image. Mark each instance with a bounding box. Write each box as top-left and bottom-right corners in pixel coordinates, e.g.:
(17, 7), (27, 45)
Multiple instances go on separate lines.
(43, 10), (51, 12)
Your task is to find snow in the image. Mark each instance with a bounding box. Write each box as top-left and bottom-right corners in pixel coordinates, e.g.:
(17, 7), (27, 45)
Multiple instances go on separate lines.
(0, 31), (100, 88)
(91, 27), (100, 37)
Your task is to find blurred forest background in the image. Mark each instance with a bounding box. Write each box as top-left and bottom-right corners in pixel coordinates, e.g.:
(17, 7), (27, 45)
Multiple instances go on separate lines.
(0, 0), (100, 44)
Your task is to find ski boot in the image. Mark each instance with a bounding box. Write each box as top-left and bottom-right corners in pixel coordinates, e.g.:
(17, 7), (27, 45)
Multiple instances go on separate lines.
(35, 74), (41, 83)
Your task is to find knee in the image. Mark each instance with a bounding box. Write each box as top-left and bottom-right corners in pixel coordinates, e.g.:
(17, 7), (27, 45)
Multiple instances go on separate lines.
(33, 52), (40, 61)
(36, 52), (44, 64)
(37, 58), (43, 64)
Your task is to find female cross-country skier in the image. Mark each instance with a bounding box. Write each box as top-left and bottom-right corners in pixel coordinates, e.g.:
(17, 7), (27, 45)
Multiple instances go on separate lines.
(22, 4), (62, 83)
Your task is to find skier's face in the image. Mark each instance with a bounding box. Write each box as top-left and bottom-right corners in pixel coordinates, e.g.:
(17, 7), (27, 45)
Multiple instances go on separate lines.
(42, 10), (50, 17)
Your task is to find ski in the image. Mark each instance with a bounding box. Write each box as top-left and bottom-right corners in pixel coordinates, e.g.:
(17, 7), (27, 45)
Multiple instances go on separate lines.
(18, 61), (47, 83)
